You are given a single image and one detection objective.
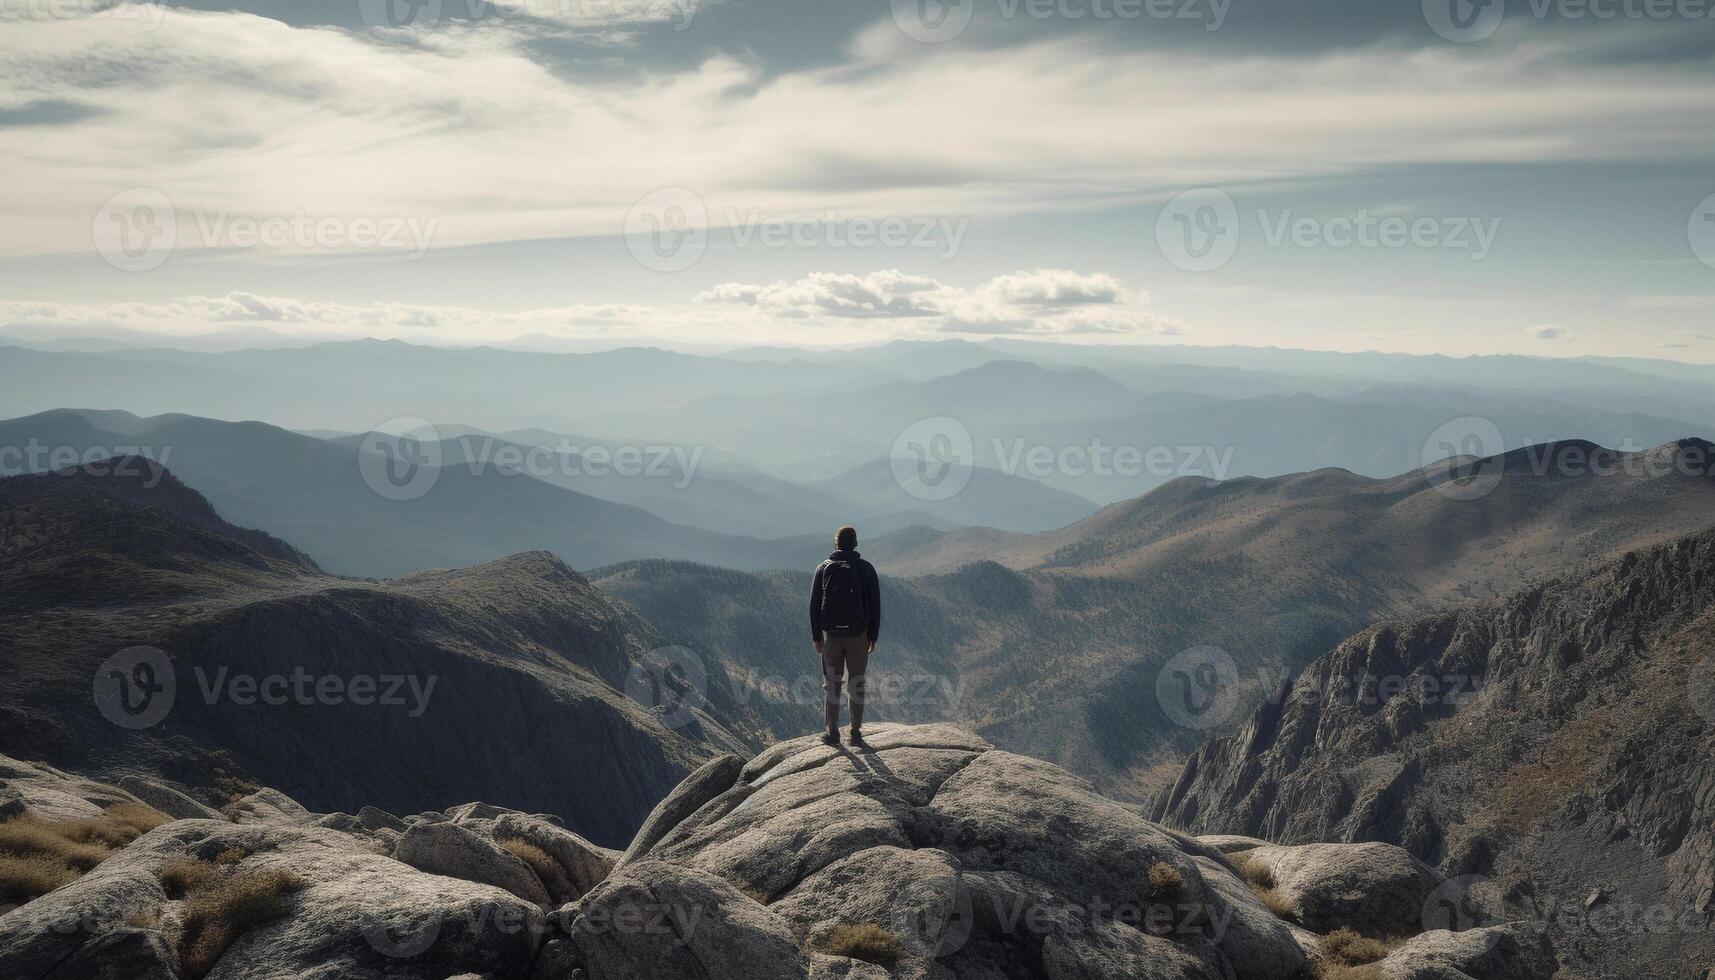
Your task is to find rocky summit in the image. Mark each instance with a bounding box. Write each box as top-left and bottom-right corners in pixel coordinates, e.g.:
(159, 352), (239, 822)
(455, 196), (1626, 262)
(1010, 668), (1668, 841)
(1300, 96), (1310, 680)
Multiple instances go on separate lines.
(0, 724), (1555, 979)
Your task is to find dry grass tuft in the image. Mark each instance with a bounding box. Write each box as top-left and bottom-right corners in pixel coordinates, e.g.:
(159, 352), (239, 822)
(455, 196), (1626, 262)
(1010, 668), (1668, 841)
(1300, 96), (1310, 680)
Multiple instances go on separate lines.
(819, 922), (910, 965)
(1147, 861), (1185, 898)
(160, 856), (223, 898)
(1320, 928), (1392, 965)
(214, 847), (249, 866)
(1236, 854), (1275, 890)
(0, 803), (171, 903)
(1236, 854), (1296, 920)
(0, 818), (113, 871)
(0, 853), (79, 903)
(1310, 926), (1401, 979)
(498, 837), (571, 902)
(163, 857), (306, 977)
(105, 802), (172, 836)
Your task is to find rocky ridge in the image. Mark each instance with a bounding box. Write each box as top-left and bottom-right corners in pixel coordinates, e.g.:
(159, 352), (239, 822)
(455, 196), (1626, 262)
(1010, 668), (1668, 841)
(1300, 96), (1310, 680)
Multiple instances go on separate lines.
(1, 725), (1556, 979)
(1151, 524), (1715, 978)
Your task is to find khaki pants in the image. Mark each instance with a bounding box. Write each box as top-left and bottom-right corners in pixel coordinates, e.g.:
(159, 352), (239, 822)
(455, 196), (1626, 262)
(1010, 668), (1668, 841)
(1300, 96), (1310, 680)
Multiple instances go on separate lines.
(821, 634), (870, 732)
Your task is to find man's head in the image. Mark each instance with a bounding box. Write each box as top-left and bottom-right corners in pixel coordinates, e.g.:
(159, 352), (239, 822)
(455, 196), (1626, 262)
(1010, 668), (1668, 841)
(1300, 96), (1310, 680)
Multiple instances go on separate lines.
(835, 525), (858, 551)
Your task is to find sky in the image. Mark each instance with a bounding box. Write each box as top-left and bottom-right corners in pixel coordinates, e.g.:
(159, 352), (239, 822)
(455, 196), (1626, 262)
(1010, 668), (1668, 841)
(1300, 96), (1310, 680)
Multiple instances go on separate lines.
(0, 0), (1713, 358)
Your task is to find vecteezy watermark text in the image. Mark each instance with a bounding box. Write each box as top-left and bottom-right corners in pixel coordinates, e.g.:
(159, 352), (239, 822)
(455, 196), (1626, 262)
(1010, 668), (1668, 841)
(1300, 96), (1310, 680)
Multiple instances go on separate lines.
(93, 187), (437, 272)
(357, 0), (700, 32)
(1156, 189), (1502, 272)
(624, 188), (969, 271)
(889, 416), (1237, 502)
(357, 420), (706, 502)
(0, 442), (173, 484)
(1155, 644), (1488, 731)
(1425, 0), (1715, 43)
(890, 0), (1229, 43)
(94, 647), (438, 730)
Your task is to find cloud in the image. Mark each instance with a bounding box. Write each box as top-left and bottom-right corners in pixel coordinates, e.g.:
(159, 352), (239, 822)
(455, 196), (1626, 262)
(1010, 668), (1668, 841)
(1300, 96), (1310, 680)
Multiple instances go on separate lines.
(481, 0), (699, 29)
(3, 268), (1177, 344)
(1526, 324), (1569, 340)
(980, 269), (1125, 307)
(696, 271), (945, 319)
(699, 269), (1177, 337)
(0, 293), (660, 342)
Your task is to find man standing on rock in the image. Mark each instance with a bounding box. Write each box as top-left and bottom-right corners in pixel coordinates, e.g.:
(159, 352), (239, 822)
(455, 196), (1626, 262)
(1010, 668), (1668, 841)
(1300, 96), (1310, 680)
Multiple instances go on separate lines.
(810, 525), (881, 749)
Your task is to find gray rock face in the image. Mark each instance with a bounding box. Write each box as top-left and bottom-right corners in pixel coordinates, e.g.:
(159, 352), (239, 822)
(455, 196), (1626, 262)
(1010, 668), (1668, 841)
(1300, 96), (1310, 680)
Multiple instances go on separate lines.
(0, 724), (1559, 980)
(1153, 525), (1715, 978)
(542, 723), (1313, 980)
(770, 846), (963, 958)
(1242, 842), (1443, 937)
(488, 813), (618, 903)
(617, 752), (745, 868)
(0, 754), (145, 821)
(115, 776), (226, 822)
(226, 787), (315, 825)
(394, 821), (552, 906)
(568, 859), (808, 980)
(1376, 923), (1558, 980)
(357, 805), (407, 833)
(0, 819), (544, 980)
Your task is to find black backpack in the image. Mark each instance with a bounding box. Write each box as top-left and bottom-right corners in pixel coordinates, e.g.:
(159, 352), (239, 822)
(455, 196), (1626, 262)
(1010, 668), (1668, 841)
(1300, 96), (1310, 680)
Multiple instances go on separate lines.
(820, 558), (868, 638)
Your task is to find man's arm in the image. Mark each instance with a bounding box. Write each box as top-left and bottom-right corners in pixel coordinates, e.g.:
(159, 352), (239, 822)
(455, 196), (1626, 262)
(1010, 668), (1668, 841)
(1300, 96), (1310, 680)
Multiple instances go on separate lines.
(809, 562), (825, 646)
(864, 561), (881, 647)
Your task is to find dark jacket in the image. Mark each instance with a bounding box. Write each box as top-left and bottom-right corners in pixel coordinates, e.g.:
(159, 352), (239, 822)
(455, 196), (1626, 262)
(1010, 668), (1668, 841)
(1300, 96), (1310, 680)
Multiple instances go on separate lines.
(809, 550), (881, 642)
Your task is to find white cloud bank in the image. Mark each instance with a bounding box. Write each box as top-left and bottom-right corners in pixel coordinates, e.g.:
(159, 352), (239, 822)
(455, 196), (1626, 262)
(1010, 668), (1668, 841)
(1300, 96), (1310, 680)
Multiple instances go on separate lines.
(697, 269), (1178, 337)
(1, 10), (1711, 258)
(0, 270), (1181, 343)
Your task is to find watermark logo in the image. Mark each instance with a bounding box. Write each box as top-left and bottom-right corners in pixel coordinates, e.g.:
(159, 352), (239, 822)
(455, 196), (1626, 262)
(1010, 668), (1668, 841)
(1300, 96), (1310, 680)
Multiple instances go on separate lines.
(457, 435), (704, 488)
(625, 187), (708, 272)
(1427, 0), (1715, 41)
(991, 439), (1235, 484)
(362, 909), (443, 958)
(91, 186), (437, 269)
(358, 0), (444, 28)
(1159, 191), (1501, 272)
(891, 416), (975, 502)
(193, 667), (437, 716)
(358, 418), (443, 502)
(1689, 193), (1715, 271)
(1424, 0), (1505, 41)
(357, 0), (698, 31)
(725, 209), (968, 259)
(93, 646), (175, 730)
(93, 187), (176, 273)
(892, 876), (974, 958)
(891, 0), (977, 41)
(1421, 416), (1506, 501)
(1156, 645), (1240, 730)
(891, 0), (1227, 39)
(1423, 874), (1498, 932)
(1157, 188), (1240, 273)
(624, 646), (709, 730)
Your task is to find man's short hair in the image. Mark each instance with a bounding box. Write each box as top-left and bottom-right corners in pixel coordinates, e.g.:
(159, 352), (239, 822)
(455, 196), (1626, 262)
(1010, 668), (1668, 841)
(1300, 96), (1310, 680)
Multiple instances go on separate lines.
(835, 525), (858, 551)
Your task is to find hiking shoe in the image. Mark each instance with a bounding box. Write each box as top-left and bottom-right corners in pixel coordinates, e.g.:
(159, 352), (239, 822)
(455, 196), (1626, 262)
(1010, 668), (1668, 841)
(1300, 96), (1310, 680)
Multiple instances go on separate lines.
(847, 729), (869, 750)
(820, 730), (840, 746)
